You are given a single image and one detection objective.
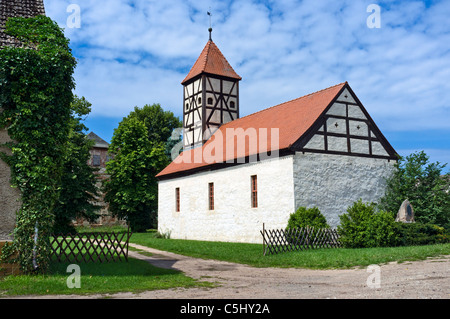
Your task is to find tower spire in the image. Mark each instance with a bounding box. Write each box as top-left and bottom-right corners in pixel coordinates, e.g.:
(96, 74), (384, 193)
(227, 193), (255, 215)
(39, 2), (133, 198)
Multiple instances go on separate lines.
(207, 10), (212, 41)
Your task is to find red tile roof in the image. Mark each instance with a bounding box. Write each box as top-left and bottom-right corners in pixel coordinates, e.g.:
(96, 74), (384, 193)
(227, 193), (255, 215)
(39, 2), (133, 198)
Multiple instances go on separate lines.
(181, 40), (242, 84)
(157, 82), (347, 179)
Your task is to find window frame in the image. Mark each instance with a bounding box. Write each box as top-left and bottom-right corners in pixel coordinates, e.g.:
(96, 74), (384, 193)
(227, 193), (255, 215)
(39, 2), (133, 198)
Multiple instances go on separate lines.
(251, 175), (258, 208)
(208, 182), (214, 210)
(175, 187), (180, 212)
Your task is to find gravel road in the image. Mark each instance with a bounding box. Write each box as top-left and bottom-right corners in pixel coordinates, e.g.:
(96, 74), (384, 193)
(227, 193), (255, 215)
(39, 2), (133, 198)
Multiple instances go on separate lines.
(7, 243), (449, 299)
(109, 243), (449, 299)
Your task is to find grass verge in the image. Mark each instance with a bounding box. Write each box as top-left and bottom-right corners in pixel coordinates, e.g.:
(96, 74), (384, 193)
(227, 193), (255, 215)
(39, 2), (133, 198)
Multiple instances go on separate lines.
(0, 256), (213, 296)
(130, 231), (450, 269)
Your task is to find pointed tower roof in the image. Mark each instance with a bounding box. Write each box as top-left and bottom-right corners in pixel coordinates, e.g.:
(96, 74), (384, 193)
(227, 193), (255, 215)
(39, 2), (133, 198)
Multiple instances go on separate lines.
(182, 39), (242, 84)
(0, 0), (46, 47)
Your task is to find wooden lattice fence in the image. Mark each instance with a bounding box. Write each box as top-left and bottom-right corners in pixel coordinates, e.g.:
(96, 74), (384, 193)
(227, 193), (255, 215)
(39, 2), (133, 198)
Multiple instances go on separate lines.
(50, 231), (132, 263)
(261, 224), (341, 255)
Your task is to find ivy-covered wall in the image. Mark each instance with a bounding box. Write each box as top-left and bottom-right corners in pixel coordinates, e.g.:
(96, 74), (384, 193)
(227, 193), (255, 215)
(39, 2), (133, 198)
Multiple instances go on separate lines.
(0, 15), (76, 273)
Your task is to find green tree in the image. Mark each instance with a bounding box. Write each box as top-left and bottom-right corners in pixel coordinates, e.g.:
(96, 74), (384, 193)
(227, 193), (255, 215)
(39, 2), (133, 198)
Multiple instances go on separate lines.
(104, 104), (182, 231)
(126, 104), (182, 149)
(0, 16), (76, 272)
(104, 118), (168, 232)
(379, 151), (449, 229)
(52, 96), (100, 234)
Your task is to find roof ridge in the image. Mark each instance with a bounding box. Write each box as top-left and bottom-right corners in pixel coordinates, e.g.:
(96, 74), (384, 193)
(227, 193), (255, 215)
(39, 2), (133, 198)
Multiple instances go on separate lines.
(221, 81), (347, 128)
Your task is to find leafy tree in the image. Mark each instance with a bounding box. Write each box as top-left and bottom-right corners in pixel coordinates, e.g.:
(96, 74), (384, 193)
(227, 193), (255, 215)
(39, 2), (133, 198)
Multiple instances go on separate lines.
(104, 117), (168, 232)
(0, 16), (76, 272)
(52, 96), (100, 234)
(104, 104), (182, 231)
(126, 104), (182, 149)
(379, 151), (449, 229)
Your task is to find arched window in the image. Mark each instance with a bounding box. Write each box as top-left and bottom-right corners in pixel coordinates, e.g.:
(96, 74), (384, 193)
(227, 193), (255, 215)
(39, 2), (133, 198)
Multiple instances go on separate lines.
(198, 97), (202, 105)
(185, 103), (189, 111)
(207, 97), (213, 105)
(230, 101), (236, 109)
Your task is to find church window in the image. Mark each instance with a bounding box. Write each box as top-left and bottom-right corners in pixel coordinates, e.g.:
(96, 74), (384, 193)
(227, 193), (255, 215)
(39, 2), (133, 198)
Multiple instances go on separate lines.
(175, 187), (180, 212)
(251, 175), (257, 208)
(208, 182), (214, 210)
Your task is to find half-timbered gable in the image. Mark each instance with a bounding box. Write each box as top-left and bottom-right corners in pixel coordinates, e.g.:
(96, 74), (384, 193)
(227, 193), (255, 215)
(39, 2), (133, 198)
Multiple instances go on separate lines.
(292, 84), (397, 160)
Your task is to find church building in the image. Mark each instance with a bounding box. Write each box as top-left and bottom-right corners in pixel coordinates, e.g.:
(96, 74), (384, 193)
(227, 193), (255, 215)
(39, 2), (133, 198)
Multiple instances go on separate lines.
(156, 29), (398, 243)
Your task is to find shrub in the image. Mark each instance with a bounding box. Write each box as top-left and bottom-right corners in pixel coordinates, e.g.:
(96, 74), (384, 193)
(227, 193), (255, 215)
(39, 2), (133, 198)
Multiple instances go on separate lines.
(338, 199), (399, 248)
(286, 206), (329, 230)
(394, 222), (449, 246)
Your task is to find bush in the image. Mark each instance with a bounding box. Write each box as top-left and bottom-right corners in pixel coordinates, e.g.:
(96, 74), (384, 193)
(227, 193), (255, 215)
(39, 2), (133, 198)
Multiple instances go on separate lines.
(394, 222), (449, 246)
(338, 199), (399, 248)
(286, 206), (329, 230)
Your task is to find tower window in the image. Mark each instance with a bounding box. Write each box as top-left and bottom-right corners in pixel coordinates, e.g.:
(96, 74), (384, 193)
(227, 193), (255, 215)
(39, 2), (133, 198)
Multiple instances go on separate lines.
(185, 103), (189, 111)
(230, 101), (236, 109)
(207, 97), (213, 105)
(198, 97), (202, 105)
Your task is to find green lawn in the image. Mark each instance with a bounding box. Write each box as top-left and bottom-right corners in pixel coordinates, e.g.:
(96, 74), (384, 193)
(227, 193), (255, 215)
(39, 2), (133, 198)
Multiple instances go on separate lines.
(130, 231), (450, 269)
(0, 256), (213, 296)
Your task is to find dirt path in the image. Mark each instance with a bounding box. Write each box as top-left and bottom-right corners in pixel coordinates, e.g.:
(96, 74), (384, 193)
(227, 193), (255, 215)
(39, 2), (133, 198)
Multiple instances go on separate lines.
(105, 243), (449, 299)
(8, 243), (449, 299)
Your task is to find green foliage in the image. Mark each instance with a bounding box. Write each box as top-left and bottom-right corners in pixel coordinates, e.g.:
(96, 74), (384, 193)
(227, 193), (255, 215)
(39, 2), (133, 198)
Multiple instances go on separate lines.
(0, 16), (76, 273)
(126, 104), (182, 148)
(286, 206), (329, 229)
(52, 96), (100, 234)
(379, 151), (449, 228)
(338, 199), (399, 248)
(393, 222), (449, 246)
(104, 117), (168, 232)
(104, 104), (181, 232)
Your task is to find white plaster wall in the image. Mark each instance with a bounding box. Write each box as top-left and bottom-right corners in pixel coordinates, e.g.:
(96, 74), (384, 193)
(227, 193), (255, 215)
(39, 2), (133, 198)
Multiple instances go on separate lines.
(158, 156), (295, 243)
(293, 152), (396, 228)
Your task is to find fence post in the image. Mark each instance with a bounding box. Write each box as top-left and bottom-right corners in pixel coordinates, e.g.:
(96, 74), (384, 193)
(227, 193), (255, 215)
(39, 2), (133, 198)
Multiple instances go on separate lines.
(126, 222), (130, 261)
(262, 223), (265, 256)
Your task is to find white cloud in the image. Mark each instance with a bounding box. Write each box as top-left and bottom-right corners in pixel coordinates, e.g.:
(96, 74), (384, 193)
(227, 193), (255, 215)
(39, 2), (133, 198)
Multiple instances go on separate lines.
(42, 0), (450, 137)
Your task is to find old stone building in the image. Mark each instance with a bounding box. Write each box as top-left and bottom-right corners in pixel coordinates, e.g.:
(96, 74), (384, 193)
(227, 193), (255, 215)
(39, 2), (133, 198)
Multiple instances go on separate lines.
(0, 0), (46, 240)
(72, 132), (124, 227)
(156, 33), (398, 243)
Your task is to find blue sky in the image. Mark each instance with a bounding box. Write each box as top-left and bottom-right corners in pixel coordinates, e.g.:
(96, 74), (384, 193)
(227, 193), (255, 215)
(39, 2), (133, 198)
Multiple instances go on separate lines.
(43, 0), (450, 171)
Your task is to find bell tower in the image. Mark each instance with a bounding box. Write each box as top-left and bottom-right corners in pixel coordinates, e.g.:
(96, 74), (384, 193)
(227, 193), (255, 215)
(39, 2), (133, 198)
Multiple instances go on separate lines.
(181, 28), (241, 150)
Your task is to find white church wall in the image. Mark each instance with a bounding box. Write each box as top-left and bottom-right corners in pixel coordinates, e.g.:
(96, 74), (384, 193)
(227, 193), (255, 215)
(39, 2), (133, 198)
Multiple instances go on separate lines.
(158, 156), (295, 243)
(293, 152), (396, 228)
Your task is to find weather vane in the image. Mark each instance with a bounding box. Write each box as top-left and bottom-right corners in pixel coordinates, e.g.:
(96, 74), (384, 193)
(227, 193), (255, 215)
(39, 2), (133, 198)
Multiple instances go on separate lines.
(207, 9), (212, 40)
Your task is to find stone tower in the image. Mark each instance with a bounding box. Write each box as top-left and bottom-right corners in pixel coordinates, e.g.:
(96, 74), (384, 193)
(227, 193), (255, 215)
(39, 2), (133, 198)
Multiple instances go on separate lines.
(0, 0), (46, 240)
(181, 30), (241, 150)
